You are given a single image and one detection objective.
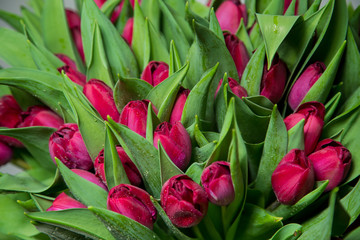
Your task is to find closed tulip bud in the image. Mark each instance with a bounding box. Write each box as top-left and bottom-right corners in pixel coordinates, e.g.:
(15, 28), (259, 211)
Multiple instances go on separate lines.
(107, 184), (157, 229)
(215, 0), (247, 34)
(224, 32), (249, 79)
(272, 149), (315, 205)
(153, 122), (191, 171)
(71, 169), (108, 191)
(169, 88), (190, 125)
(18, 106), (64, 129)
(95, 146), (142, 187)
(308, 139), (351, 191)
(215, 78), (248, 99)
(284, 0), (299, 15)
(65, 10), (84, 62)
(49, 123), (93, 170)
(56, 54), (86, 86)
(0, 95), (22, 128)
(119, 100), (153, 138)
(284, 101), (325, 155)
(47, 192), (86, 211)
(161, 174), (208, 228)
(141, 61), (169, 86)
(122, 18), (134, 45)
(83, 79), (120, 121)
(0, 141), (12, 166)
(288, 62), (326, 110)
(260, 55), (288, 104)
(201, 161), (235, 206)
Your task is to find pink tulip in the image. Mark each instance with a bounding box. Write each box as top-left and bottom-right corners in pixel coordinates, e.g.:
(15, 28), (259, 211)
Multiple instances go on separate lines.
(71, 169), (108, 191)
(224, 32), (249, 79)
(122, 18), (134, 45)
(215, 0), (247, 34)
(47, 192), (86, 211)
(65, 10), (84, 62)
(0, 95), (22, 128)
(0, 141), (12, 166)
(17, 106), (64, 129)
(169, 88), (190, 125)
(56, 54), (86, 86)
(215, 78), (248, 99)
(284, 0), (299, 15)
(140, 61), (169, 86)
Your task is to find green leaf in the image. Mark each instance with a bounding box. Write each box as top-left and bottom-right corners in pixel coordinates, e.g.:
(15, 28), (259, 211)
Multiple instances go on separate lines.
(89, 206), (160, 240)
(341, 177), (360, 225)
(287, 119), (305, 151)
(101, 0), (121, 18)
(269, 223), (303, 240)
(30, 194), (54, 212)
(26, 208), (114, 239)
(27, 39), (60, 75)
(32, 222), (89, 240)
(21, 7), (43, 46)
(243, 96), (274, 116)
(146, 102), (161, 143)
(209, 8), (224, 43)
(107, 118), (162, 198)
(345, 227), (360, 240)
(262, 0), (284, 15)
(56, 159), (108, 208)
(253, 105), (288, 202)
(236, 19), (254, 56)
(324, 92), (341, 123)
(169, 40), (182, 76)
(194, 122), (210, 147)
(148, 18), (170, 64)
(185, 162), (206, 184)
(0, 10), (23, 32)
(27, 0), (44, 16)
(158, 142), (183, 185)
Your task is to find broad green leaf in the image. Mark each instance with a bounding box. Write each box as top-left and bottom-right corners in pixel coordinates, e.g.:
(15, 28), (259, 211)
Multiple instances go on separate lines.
(30, 194), (54, 212)
(0, 10), (22, 32)
(21, 7), (43, 45)
(262, 0), (284, 15)
(32, 222), (90, 240)
(269, 223), (303, 240)
(148, 18), (170, 63)
(146, 102), (161, 143)
(236, 19), (254, 56)
(89, 206), (160, 240)
(243, 96), (274, 116)
(324, 92), (341, 123)
(27, 208), (114, 239)
(27, 39), (60, 75)
(185, 162), (206, 184)
(27, 0), (44, 16)
(341, 176), (360, 225)
(107, 118), (162, 198)
(141, 0), (160, 31)
(56, 159), (108, 208)
(158, 142), (184, 185)
(287, 119), (305, 151)
(253, 105), (288, 202)
(345, 227), (360, 240)
(209, 8), (224, 43)
(194, 123), (210, 148)
(169, 40), (182, 76)
(101, 0), (121, 18)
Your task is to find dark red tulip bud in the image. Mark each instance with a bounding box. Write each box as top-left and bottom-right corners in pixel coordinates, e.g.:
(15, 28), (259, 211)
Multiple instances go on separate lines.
(122, 18), (134, 45)
(153, 122), (191, 171)
(169, 88), (190, 125)
(141, 61), (169, 86)
(0, 141), (12, 166)
(161, 174), (208, 228)
(56, 54), (86, 86)
(215, 78), (248, 99)
(49, 123), (93, 170)
(83, 79), (120, 121)
(283, 0), (299, 15)
(288, 62), (326, 110)
(224, 32), (249, 79)
(95, 146), (142, 187)
(65, 10), (84, 62)
(0, 95), (22, 128)
(201, 161), (235, 206)
(308, 139), (352, 191)
(47, 192), (86, 211)
(17, 106), (64, 129)
(71, 169), (108, 191)
(215, 0), (247, 34)
(107, 184), (157, 229)
(260, 55), (288, 104)
(284, 101), (325, 155)
(272, 149), (315, 205)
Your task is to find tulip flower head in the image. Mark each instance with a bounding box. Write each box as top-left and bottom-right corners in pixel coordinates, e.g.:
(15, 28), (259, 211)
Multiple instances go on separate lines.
(272, 149), (315, 205)
(308, 139), (352, 191)
(18, 106), (64, 129)
(57, 54), (86, 86)
(107, 184), (157, 229)
(122, 17), (134, 45)
(215, 78), (248, 99)
(169, 88), (190, 125)
(47, 192), (86, 211)
(215, 0), (247, 34)
(0, 141), (12, 166)
(284, 0), (299, 15)
(161, 174), (208, 228)
(71, 169), (108, 191)
(141, 61), (169, 86)
(65, 10), (84, 62)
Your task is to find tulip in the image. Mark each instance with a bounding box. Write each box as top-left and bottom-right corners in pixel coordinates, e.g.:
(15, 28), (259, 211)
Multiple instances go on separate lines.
(153, 122), (191, 171)
(122, 18), (134, 45)
(49, 123), (93, 170)
(308, 139), (352, 191)
(288, 62), (326, 110)
(47, 192), (86, 211)
(119, 100), (152, 138)
(140, 61), (169, 86)
(169, 88), (190, 125)
(83, 79), (120, 121)
(215, 0), (247, 34)
(0, 141), (12, 166)
(271, 149), (315, 205)
(215, 77), (248, 99)
(94, 0), (141, 23)
(201, 161), (235, 206)
(224, 32), (249, 79)
(95, 146), (142, 187)
(56, 54), (86, 86)
(71, 169), (108, 191)
(161, 174), (208, 228)
(107, 184), (157, 229)
(284, 101), (325, 155)
(260, 55), (288, 104)
(0, 95), (22, 128)
(17, 106), (64, 129)
(65, 10), (84, 62)
(284, 0), (299, 15)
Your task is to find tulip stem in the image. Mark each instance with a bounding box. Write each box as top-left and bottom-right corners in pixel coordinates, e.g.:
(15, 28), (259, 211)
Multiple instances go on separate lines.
(192, 225), (205, 240)
(266, 200), (281, 212)
(221, 206), (228, 233)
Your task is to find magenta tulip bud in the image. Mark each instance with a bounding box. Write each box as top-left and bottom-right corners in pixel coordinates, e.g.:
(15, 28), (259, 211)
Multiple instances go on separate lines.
(308, 139), (352, 191)
(224, 32), (249, 79)
(71, 169), (108, 191)
(83, 79), (120, 121)
(119, 100), (153, 138)
(122, 18), (134, 45)
(161, 174), (208, 228)
(141, 61), (169, 86)
(47, 192), (86, 211)
(65, 10), (84, 62)
(260, 56), (288, 104)
(0, 141), (12, 166)
(17, 106), (64, 129)
(169, 88), (190, 125)
(95, 146), (142, 187)
(201, 161), (235, 206)
(284, 101), (325, 155)
(153, 122), (191, 171)
(215, 0), (247, 34)
(56, 54), (86, 86)
(284, 0), (299, 15)
(107, 184), (157, 229)
(288, 62), (326, 110)
(49, 123), (93, 170)
(272, 149), (315, 205)
(0, 95), (22, 128)
(215, 77), (248, 99)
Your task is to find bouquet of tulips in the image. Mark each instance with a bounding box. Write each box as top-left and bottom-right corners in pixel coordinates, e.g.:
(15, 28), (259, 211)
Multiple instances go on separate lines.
(1, 0), (360, 239)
